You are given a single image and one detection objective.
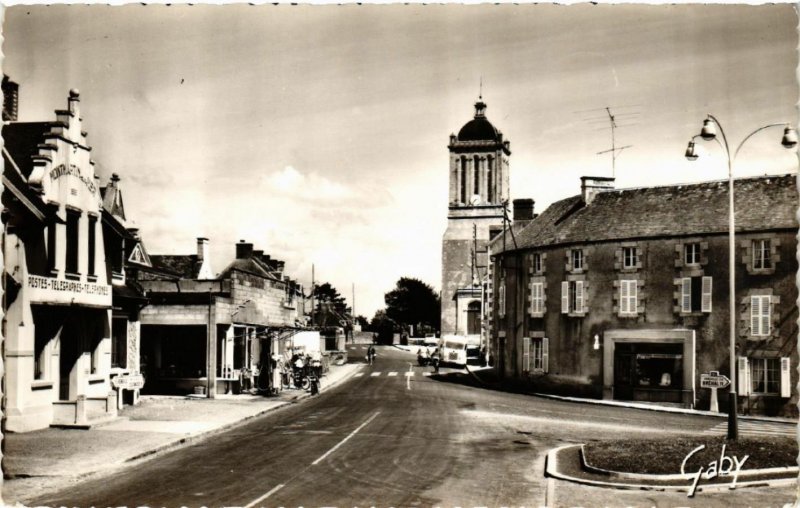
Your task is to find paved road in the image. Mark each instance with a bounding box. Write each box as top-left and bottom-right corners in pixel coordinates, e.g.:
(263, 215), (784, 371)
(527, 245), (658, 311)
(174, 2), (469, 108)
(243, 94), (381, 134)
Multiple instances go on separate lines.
(30, 344), (795, 507)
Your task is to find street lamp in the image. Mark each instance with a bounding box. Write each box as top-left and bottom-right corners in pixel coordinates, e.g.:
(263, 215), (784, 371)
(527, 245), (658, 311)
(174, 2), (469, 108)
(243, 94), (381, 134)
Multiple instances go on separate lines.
(685, 115), (797, 441)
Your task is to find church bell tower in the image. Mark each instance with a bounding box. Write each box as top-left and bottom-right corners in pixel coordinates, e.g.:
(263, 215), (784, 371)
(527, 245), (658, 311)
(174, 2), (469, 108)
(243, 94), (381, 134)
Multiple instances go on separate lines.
(441, 97), (511, 337)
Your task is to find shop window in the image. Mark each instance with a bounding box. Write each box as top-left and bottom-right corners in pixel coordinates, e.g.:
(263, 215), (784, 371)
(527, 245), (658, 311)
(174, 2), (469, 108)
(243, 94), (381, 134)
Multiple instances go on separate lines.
(740, 357), (790, 397)
(619, 280), (638, 316)
(561, 280), (585, 314)
(65, 209), (80, 276)
(522, 336), (549, 374)
(530, 282), (544, 315)
(87, 215), (97, 277)
(750, 295), (771, 336)
(622, 247), (638, 269)
(684, 243), (700, 266)
(34, 328), (50, 380)
(111, 318), (127, 368)
(680, 276), (712, 313)
(752, 239), (771, 270)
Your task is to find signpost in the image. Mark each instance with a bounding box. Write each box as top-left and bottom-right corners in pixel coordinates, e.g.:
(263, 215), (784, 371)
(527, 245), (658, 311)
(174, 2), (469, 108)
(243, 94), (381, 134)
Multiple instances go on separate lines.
(701, 371), (731, 413)
(111, 373), (145, 390)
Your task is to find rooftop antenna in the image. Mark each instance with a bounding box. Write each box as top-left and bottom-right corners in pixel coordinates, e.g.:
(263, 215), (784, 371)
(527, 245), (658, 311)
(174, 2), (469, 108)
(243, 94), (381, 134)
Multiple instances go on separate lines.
(595, 107), (633, 178)
(479, 76), (483, 99)
(578, 105), (639, 178)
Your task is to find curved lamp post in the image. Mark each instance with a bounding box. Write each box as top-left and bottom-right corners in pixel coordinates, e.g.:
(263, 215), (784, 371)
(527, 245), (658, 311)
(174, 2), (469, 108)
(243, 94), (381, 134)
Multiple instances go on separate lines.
(685, 115), (797, 440)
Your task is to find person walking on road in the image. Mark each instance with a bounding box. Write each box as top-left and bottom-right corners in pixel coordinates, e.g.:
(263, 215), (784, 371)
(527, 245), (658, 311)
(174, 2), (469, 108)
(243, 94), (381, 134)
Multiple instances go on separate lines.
(367, 345), (376, 365)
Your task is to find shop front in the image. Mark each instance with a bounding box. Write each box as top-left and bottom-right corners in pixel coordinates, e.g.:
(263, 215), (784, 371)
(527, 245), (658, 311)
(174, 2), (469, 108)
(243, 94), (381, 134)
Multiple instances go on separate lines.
(603, 329), (696, 408)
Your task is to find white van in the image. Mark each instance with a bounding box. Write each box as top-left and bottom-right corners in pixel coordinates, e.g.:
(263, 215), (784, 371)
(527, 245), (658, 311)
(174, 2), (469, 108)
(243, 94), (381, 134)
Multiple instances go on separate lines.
(439, 335), (481, 367)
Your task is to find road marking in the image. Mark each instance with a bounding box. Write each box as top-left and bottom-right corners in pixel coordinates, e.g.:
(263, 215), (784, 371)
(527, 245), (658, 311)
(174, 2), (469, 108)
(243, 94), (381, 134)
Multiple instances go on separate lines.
(354, 373), (364, 377)
(370, 372), (381, 377)
(404, 371), (414, 377)
(388, 371), (398, 377)
(423, 372), (432, 377)
(243, 483), (285, 508)
(312, 411), (381, 466)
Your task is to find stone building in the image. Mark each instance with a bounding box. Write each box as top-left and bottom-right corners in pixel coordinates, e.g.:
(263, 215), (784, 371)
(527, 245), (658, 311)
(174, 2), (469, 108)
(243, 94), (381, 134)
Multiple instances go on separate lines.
(490, 174), (798, 417)
(441, 97), (511, 341)
(2, 90), (118, 431)
(136, 240), (307, 396)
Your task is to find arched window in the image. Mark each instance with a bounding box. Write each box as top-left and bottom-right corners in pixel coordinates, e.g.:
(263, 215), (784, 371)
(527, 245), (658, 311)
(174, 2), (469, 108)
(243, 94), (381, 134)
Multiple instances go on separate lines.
(487, 156), (494, 202)
(460, 156), (467, 204)
(467, 301), (482, 335)
(474, 156), (480, 195)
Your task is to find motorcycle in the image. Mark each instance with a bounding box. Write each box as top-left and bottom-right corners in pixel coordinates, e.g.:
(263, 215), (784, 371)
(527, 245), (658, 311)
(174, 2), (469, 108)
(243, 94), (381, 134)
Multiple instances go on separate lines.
(417, 351), (431, 367)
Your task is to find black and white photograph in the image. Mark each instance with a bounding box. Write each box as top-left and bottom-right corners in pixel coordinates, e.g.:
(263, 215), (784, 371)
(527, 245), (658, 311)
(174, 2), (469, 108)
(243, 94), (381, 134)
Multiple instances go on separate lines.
(1, 3), (798, 507)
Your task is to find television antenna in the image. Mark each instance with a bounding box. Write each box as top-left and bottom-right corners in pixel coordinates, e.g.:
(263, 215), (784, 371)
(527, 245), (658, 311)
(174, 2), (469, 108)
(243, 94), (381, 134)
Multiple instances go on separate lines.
(579, 106), (639, 178)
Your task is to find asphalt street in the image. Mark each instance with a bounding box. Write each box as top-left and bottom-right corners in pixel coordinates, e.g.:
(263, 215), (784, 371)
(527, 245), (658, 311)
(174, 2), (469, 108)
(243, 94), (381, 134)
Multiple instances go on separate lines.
(30, 344), (796, 507)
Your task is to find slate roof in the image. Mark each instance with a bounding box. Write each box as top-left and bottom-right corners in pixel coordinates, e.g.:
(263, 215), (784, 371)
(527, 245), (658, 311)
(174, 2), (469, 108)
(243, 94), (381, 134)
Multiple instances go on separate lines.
(150, 255), (204, 279)
(218, 257), (281, 281)
(494, 173), (798, 254)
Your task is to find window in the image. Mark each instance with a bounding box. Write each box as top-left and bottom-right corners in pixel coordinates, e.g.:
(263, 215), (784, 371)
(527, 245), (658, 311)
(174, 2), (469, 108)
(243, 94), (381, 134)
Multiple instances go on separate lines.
(34, 327), (49, 380)
(622, 247), (638, 269)
(571, 249), (584, 271)
(460, 157), (467, 204)
(530, 282), (544, 315)
(753, 240), (771, 270)
(533, 253), (542, 274)
(619, 280), (638, 315)
(467, 301), (481, 334)
(561, 280), (585, 314)
(498, 280), (506, 318)
(750, 295), (771, 336)
(523, 336), (549, 373)
(87, 215), (97, 277)
(65, 210), (80, 275)
(680, 276), (712, 313)
(684, 243), (700, 265)
(47, 223), (57, 274)
(473, 156), (480, 195)
(750, 358), (780, 394)
(487, 156), (494, 202)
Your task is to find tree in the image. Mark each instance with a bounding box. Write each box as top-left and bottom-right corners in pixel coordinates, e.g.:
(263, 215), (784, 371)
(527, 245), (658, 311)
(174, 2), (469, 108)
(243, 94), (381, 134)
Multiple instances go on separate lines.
(313, 282), (347, 314)
(384, 277), (440, 334)
(355, 315), (369, 328)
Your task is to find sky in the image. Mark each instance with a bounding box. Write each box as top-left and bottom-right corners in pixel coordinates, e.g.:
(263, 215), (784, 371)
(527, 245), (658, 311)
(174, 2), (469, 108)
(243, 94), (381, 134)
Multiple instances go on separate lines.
(2, 4), (798, 318)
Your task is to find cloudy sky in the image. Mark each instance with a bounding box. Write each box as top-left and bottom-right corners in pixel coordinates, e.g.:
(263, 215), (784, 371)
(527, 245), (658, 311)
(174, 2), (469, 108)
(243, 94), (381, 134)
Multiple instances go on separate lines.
(3, 4), (797, 318)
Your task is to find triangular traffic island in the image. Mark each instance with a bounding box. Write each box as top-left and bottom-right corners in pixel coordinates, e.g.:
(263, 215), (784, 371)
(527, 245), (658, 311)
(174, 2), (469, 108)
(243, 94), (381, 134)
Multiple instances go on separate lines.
(545, 436), (798, 495)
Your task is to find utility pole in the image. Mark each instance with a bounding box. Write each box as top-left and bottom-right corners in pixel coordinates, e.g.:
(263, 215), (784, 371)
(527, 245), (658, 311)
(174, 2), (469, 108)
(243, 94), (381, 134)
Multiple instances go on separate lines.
(310, 264), (315, 328)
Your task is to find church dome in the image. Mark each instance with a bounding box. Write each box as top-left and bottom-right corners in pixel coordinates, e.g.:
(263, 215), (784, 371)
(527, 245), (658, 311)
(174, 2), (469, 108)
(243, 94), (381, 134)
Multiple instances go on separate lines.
(457, 99), (500, 142)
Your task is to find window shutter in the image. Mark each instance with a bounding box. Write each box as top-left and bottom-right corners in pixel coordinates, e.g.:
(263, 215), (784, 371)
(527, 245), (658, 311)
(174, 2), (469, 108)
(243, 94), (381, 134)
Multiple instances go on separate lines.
(781, 357), (791, 398)
(575, 281), (584, 313)
(737, 357), (750, 396)
(561, 281), (569, 314)
(542, 337), (549, 373)
(762, 296), (771, 336)
(750, 296), (760, 335)
(701, 276), (712, 313)
(681, 277), (691, 313)
(620, 281), (629, 314)
(522, 337), (530, 373)
(629, 281), (638, 314)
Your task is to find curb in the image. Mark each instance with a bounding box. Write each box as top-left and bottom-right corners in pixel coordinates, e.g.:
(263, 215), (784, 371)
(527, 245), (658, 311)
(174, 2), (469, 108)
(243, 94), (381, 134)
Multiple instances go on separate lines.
(546, 444), (797, 493)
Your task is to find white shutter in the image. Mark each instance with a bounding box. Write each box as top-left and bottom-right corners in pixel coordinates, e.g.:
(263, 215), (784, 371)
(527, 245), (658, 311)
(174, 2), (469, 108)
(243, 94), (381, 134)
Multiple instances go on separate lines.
(531, 283), (543, 314)
(738, 357), (750, 396)
(762, 296), (771, 336)
(750, 296), (759, 335)
(575, 281), (584, 313)
(629, 281), (638, 315)
(522, 337), (530, 373)
(561, 281), (569, 314)
(781, 357), (791, 398)
(619, 281), (629, 314)
(542, 337), (549, 373)
(701, 276), (712, 313)
(681, 277), (691, 313)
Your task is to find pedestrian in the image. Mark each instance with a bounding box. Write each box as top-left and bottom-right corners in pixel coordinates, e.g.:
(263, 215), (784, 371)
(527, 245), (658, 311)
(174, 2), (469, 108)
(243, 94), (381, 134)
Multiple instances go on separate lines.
(367, 345), (376, 365)
(431, 347), (440, 373)
(272, 354), (282, 394)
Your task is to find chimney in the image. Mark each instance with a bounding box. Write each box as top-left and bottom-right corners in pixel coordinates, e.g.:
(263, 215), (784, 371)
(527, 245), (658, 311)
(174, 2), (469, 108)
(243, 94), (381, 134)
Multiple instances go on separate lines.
(128, 228), (140, 240)
(196, 237), (213, 280)
(581, 176), (615, 205)
(513, 198), (535, 222)
(275, 260), (285, 274)
(253, 250), (264, 259)
(236, 240), (253, 259)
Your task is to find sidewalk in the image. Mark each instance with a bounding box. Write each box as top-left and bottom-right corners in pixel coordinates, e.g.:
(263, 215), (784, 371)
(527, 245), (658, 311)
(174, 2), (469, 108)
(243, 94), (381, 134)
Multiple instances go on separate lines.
(456, 365), (798, 425)
(2, 362), (362, 506)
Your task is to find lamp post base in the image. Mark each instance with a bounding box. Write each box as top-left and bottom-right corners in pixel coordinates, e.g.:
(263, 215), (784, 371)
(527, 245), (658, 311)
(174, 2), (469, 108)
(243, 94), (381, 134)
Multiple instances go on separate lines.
(727, 391), (738, 440)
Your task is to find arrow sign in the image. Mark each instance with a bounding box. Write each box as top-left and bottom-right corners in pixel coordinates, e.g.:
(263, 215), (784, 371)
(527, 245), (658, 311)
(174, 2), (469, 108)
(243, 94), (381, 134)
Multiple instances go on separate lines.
(701, 372), (731, 389)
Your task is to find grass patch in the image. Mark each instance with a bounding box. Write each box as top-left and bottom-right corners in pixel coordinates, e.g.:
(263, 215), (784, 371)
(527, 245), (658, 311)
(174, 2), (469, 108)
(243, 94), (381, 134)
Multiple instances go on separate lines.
(584, 435), (797, 474)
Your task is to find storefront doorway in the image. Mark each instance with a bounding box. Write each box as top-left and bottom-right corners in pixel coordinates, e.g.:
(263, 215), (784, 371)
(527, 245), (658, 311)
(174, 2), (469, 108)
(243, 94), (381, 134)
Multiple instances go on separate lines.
(613, 342), (683, 403)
